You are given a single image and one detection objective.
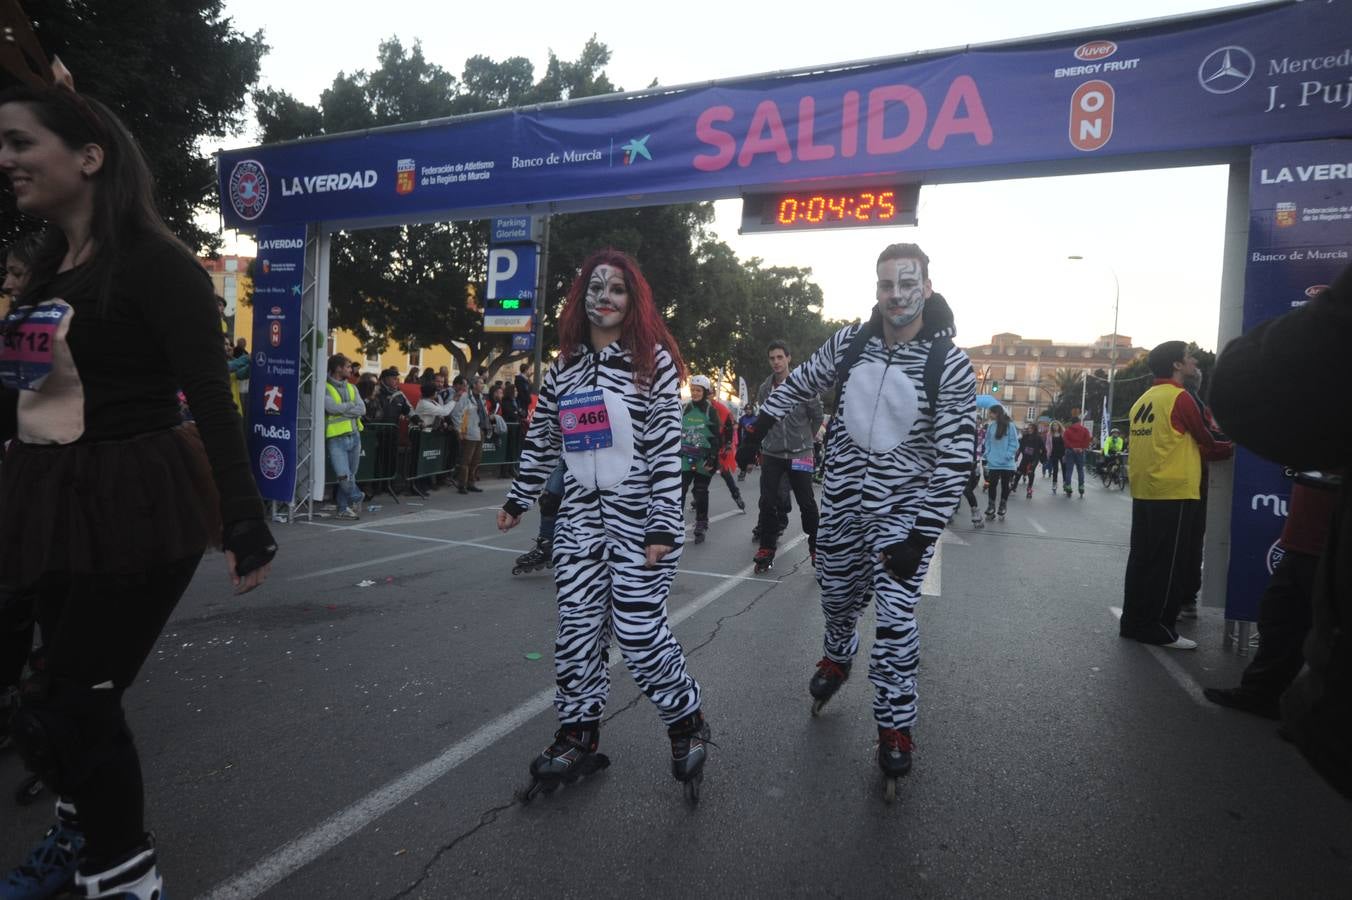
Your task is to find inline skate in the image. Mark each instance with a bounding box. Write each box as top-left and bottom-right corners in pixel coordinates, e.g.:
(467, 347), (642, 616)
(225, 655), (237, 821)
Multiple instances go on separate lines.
(512, 537), (553, 576)
(517, 723), (609, 803)
(753, 548), (775, 574)
(878, 726), (914, 803)
(808, 657), (851, 716)
(667, 711), (711, 805)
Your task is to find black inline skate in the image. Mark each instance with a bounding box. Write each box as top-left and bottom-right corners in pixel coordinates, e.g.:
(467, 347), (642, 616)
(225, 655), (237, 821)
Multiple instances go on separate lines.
(667, 710), (710, 805)
(997, 503), (1006, 521)
(512, 536), (553, 575)
(517, 722), (609, 803)
(693, 520), (707, 544)
(808, 657), (851, 716)
(753, 548), (775, 574)
(877, 726), (914, 803)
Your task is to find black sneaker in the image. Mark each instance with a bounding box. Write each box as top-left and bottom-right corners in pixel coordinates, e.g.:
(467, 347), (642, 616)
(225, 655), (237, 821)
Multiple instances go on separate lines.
(1203, 687), (1281, 720)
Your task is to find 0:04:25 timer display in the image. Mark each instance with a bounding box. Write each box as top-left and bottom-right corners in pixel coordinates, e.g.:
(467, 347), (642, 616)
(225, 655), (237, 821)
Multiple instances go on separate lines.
(773, 190), (897, 226)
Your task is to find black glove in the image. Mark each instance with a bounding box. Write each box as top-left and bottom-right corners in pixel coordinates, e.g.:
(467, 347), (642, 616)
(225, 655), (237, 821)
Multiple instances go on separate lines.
(223, 519), (278, 578)
(735, 412), (778, 470)
(881, 533), (934, 582)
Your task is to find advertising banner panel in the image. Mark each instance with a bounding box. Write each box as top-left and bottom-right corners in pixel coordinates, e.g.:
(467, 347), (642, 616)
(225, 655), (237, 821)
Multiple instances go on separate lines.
(247, 225), (306, 504)
(218, 2), (1352, 229)
(1226, 139), (1351, 621)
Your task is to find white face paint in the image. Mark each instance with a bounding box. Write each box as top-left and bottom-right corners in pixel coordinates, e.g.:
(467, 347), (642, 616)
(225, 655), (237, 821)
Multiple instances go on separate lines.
(584, 264), (630, 330)
(875, 257), (930, 328)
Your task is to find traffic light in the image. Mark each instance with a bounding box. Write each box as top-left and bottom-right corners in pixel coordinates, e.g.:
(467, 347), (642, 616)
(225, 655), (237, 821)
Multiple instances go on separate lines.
(990, 380), (1001, 395)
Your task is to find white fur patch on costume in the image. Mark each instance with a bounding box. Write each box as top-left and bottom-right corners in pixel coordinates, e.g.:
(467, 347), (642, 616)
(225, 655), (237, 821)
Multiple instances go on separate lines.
(563, 388), (636, 490)
(841, 360), (918, 454)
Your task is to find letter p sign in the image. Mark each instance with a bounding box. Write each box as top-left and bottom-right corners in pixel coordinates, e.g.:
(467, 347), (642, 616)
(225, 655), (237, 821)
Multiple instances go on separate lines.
(487, 248), (519, 300)
(485, 244), (540, 302)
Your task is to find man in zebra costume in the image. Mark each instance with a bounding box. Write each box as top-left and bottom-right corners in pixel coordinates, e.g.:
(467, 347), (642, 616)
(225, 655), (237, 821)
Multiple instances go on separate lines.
(739, 243), (976, 795)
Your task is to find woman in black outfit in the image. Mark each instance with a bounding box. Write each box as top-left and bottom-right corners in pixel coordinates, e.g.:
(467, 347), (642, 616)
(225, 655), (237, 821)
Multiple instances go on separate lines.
(0, 77), (275, 898)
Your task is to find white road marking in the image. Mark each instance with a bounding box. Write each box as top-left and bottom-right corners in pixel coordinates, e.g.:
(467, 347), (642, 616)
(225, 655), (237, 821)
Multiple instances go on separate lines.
(200, 533), (805, 900)
(939, 529), (968, 547)
(299, 521), (518, 555)
(346, 509), (479, 529)
(288, 545), (450, 581)
(1108, 607), (1212, 709)
(1026, 518), (1048, 534)
(683, 506), (747, 530)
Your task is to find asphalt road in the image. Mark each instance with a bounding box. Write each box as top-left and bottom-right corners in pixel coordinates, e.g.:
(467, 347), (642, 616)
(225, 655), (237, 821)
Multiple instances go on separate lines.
(2, 468), (1349, 899)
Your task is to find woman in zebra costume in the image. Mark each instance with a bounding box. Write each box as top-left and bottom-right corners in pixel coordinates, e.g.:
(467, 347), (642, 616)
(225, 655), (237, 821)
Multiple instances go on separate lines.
(739, 243), (975, 798)
(498, 249), (711, 803)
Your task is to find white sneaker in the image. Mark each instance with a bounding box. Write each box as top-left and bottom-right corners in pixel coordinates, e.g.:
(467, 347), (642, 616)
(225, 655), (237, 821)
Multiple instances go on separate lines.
(336, 508), (360, 520)
(1160, 636), (1198, 650)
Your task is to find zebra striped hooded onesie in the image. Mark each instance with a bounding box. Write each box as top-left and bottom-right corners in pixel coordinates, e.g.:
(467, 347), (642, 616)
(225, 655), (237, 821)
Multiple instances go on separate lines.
(504, 341), (702, 727)
(758, 296), (976, 730)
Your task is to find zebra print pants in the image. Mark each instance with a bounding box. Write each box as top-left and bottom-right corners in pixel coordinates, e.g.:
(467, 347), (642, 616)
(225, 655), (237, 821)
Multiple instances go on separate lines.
(816, 515), (934, 730)
(551, 547), (702, 726)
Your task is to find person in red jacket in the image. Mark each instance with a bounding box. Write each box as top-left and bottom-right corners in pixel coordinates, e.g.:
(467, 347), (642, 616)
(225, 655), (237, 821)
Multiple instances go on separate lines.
(1061, 416), (1093, 497)
(709, 396), (746, 512)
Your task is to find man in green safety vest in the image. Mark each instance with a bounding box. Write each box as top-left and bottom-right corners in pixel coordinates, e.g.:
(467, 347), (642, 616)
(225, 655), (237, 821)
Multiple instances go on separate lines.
(325, 353), (366, 519)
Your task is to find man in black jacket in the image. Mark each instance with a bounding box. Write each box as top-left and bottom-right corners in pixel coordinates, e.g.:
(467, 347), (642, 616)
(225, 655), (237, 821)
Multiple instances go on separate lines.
(1209, 263), (1352, 799)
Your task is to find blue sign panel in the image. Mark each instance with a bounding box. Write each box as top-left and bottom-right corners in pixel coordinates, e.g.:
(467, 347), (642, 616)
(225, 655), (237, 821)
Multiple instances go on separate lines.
(248, 225), (306, 504)
(492, 216), (536, 243)
(486, 244), (539, 301)
(512, 332), (536, 351)
(218, 3), (1352, 229)
(1225, 139), (1352, 622)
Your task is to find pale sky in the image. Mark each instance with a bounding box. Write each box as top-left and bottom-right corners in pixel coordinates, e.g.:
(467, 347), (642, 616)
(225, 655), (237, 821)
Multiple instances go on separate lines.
(213, 0), (1250, 351)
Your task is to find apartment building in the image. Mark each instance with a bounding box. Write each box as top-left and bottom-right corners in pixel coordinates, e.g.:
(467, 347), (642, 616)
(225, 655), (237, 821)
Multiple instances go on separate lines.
(961, 332), (1147, 423)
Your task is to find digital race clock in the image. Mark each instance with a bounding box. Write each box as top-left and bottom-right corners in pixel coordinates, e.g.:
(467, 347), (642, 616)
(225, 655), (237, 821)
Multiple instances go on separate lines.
(739, 184), (920, 234)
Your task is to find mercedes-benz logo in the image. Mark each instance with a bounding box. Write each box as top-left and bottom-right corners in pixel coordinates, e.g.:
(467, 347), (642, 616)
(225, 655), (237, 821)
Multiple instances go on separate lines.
(1198, 46), (1255, 94)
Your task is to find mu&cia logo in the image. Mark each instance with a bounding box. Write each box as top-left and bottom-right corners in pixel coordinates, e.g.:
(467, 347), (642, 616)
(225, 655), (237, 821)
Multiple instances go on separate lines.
(229, 159), (269, 221)
(1198, 46), (1255, 94)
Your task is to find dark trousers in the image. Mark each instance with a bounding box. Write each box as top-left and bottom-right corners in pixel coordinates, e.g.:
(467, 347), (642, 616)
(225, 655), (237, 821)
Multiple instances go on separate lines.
(757, 455), (818, 550)
(681, 470), (712, 524)
(1241, 551), (1318, 698)
(29, 555), (202, 864)
(1, 590), (36, 688)
(987, 470), (1013, 508)
(1121, 499), (1202, 644)
(718, 468), (742, 502)
(962, 465), (981, 511)
(457, 438), (482, 488)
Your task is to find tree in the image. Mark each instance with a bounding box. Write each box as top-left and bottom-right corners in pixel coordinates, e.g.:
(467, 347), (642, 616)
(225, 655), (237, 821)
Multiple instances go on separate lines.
(0, 1), (265, 252)
(255, 37), (633, 376)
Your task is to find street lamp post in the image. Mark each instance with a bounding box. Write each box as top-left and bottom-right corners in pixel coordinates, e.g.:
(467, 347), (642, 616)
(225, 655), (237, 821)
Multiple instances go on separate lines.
(1068, 255), (1121, 436)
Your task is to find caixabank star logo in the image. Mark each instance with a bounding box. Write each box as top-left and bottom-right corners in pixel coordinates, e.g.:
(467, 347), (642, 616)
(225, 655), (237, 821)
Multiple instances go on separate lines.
(621, 135), (652, 165)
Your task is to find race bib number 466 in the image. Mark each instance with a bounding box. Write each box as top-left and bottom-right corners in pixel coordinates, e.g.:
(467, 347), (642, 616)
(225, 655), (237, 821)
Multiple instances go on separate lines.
(559, 389), (613, 452)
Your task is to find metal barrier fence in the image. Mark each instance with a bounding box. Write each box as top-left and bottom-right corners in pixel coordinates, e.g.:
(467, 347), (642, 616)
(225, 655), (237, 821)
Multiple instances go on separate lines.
(324, 420), (523, 502)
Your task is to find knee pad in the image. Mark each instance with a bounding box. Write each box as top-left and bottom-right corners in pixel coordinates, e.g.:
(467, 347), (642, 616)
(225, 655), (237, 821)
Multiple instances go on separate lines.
(540, 489), (563, 519)
(12, 676), (129, 793)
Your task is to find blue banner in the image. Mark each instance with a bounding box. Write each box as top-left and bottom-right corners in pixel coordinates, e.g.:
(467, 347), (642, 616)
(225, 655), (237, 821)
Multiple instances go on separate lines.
(1226, 138), (1352, 621)
(218, 2), (1352, 229)
(247, 225), (306, 504)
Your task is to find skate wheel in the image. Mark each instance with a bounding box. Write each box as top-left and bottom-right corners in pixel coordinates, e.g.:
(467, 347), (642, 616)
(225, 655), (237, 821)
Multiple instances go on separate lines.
(683, 776), (701, 806)
(810, 698), (826, 717)
(516, 781), (542, 804)
(883, 777), (898, 804)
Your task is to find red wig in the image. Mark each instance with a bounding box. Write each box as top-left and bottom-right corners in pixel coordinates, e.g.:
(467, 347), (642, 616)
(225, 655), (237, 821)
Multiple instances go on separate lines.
(558, 249), (687, 386)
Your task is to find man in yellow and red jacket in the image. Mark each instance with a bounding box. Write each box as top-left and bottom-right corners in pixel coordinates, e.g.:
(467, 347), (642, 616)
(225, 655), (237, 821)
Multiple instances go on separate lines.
(1120, 341), (1233, 648)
